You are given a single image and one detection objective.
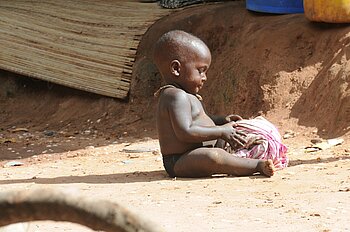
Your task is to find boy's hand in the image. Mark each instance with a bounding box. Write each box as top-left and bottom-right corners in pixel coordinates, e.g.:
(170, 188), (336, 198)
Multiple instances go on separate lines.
(220, 122), (247, 149)
(244, 135), (265, 149)
(225, 114), (243, 123)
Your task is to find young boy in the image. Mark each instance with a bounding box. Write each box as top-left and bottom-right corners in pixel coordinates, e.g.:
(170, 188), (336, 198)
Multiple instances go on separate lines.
(153, 30), (275, 178)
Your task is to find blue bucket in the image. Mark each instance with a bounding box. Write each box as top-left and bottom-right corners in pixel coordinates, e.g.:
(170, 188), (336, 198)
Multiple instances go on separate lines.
(246, 0), (304, 14)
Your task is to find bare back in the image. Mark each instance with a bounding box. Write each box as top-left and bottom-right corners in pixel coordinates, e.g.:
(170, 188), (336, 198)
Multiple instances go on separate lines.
(157, 87), (216, 156)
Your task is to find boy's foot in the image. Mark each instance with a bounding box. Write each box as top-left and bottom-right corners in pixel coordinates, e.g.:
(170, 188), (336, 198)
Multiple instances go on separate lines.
(258, 159), (275, 177)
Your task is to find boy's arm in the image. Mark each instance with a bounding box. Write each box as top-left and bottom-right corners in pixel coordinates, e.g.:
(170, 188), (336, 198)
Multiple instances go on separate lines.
(209, 114), (244, 125)
(166, 91), (245, 147)
(208, 115), (228, 126)
(203, 102), (243, 125)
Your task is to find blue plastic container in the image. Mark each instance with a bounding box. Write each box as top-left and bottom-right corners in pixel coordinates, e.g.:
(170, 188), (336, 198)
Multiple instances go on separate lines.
(246, 0), (304, 14)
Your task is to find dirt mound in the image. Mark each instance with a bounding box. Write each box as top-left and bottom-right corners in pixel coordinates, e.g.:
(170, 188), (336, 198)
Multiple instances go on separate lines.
(134, 1), (350, 138)
(1, 1), (349, 144)
(0, 71), (154, 139)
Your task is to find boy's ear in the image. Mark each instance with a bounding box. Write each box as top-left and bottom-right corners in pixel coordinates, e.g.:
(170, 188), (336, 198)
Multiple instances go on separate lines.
(170, 60), (181, 76)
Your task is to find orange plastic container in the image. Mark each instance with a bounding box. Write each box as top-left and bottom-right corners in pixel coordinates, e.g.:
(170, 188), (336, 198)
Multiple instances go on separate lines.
(304, 0), (350, 23)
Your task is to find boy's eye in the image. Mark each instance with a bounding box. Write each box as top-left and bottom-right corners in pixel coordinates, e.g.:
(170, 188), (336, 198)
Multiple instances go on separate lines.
(198, 68), (206, 74)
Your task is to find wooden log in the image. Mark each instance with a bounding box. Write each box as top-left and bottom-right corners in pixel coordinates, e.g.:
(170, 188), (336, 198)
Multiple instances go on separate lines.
(0, 188), (164, 232)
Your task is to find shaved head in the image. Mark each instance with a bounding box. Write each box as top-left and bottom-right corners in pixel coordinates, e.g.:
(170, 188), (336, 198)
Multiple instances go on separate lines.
(153, 30), (210, 77)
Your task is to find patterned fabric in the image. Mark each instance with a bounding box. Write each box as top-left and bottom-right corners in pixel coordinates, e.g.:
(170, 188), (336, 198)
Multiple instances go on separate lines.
(158, 0), (231, 9)
(229, 116), (288, 169)
(159, 0), (206, 8)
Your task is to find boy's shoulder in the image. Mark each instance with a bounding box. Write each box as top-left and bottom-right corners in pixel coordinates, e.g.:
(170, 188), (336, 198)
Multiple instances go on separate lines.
(161, 88), (190, 108)
(156, 85), (188, 100)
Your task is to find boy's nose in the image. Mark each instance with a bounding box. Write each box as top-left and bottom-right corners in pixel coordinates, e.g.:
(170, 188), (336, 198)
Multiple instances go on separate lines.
(202, 74), (207, 81)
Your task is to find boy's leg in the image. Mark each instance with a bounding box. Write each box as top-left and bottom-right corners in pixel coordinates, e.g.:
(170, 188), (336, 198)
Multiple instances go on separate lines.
(173, 147), (274, 178)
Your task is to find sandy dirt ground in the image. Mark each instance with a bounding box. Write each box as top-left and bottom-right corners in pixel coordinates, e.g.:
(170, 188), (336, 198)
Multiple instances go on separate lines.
(0, 129), (349, 232)
(1, 1), (350, 232)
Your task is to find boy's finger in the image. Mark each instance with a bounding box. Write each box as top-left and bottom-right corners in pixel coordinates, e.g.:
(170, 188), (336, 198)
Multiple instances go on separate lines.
(230, 122), (238, 127)
(226, 114), (243, 122)
(232, 137), (245, 147)
(236, 130), (247, 137)
(235, 134), (247, 144)
(228, 141), (236, 149)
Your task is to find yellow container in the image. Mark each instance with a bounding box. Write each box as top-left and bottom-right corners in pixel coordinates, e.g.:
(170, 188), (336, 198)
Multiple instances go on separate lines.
(304, 0), (350, 23)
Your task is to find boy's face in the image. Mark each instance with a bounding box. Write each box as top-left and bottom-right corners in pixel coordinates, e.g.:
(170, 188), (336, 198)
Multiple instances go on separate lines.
(178, 44), (211, 94)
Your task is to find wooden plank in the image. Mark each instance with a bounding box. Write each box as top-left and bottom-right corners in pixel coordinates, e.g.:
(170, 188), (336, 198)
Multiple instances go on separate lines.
(0, 0), (170, 99)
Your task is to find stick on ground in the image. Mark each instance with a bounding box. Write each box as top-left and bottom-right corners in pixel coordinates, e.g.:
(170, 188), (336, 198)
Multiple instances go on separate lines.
(0, 188), (164, 232)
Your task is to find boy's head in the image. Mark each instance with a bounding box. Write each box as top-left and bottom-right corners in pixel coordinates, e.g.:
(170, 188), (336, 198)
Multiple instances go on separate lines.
(153, 30), (211, 94)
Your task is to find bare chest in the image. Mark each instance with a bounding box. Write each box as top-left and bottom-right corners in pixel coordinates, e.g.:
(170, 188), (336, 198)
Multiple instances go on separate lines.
(188, 95), (204, 117)
(189, 95), (215, 126)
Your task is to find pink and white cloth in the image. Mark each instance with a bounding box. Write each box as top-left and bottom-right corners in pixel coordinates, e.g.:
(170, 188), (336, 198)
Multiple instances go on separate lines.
(231, 116), (288, 169)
